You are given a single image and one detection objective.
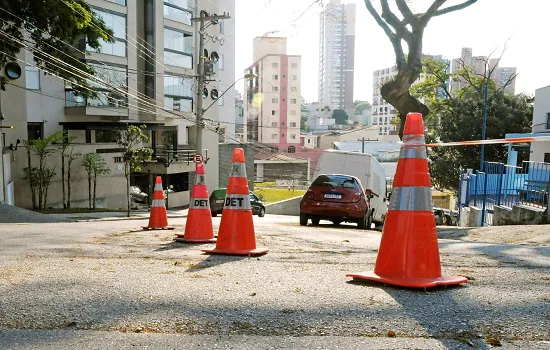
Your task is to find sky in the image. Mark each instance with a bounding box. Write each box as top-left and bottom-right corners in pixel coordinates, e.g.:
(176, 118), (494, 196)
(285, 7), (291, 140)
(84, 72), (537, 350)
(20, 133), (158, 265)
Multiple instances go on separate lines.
(233, 0), (550, 103)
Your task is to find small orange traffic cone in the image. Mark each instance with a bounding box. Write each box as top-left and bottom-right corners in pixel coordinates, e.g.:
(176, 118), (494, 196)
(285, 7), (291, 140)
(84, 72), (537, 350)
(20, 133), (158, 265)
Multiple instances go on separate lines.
(174, 163), (216, 243)
(203, 148), (268, 256)
(347, 112), (467, 289)
(142, 176), (174, 230)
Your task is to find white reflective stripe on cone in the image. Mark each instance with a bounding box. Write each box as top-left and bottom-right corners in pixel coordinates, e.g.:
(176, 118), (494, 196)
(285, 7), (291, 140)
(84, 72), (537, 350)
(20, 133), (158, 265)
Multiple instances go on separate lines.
(388, 187), (433, 211)
(223, 193), (251, 210)
(190, 197), (210, 209)
(151, 199), (165, 208)
(229, 163), (247, 178)
(400, 134), (427, 159)
(154, 184), (164, 191)
(195, 174), (206, 186)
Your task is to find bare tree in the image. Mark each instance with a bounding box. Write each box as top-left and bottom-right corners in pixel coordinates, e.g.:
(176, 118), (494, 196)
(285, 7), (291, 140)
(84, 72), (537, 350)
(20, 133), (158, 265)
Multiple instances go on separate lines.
(364, 0), (478, 137)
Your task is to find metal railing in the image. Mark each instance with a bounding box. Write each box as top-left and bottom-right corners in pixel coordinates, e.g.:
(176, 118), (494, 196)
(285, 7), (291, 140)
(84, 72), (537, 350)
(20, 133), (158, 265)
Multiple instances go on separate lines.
(459, 161), (550, 225)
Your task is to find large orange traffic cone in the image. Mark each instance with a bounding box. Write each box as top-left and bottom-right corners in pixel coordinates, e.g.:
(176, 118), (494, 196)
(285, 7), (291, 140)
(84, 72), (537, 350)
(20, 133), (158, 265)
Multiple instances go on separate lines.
(142, 176), (174, 230)
(174, 163), (216, 243)
(347, 112), (467, 288)
(203, 148), (268, 256)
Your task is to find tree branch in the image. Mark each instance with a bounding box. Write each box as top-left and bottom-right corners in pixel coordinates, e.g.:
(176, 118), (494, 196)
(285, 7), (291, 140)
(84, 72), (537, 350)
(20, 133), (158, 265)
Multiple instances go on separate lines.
(395, 0), (417, 26)
(420, 0), (446, 25)
(433, 0), (478, 17)
(363, 0), (407, 69)
(380, 0), (412, 43)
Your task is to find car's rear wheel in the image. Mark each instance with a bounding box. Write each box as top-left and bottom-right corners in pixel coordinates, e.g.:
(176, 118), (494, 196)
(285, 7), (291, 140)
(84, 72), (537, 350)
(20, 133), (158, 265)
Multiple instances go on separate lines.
(331, 220), (342, 225)
(258, 207), (266, 217)
(444, 216), (452, 226)
(358, 212), (371, 230)
(311, 218), (320, 226)
(299, 213), (308, 226)
(211, 212), (217, 217)
(366, 212), (373, 230)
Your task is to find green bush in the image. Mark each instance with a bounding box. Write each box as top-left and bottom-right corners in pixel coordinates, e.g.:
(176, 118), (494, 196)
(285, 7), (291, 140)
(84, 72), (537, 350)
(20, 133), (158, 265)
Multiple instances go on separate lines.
(254, 182), (276, 187)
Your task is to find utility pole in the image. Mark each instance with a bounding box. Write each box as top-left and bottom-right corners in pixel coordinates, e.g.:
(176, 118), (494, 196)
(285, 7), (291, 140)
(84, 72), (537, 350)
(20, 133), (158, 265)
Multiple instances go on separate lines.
(193, 11), (230, 158)
(358, 137), (378, 153)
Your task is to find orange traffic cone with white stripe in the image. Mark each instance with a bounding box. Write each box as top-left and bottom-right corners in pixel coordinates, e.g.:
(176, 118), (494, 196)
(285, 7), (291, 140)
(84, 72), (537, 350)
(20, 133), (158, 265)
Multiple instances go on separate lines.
(142, 176), (174, 230)
(203, 148), (268, 256)
(174, 163), (216, 243)
(347, 112), (467, 288)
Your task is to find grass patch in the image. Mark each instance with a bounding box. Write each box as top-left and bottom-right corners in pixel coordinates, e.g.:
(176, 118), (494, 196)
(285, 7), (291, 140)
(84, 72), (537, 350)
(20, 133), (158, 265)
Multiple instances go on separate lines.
(35, 208), (127, 214)
(254, 188), (306, 204)
(254, 181), (276, 187)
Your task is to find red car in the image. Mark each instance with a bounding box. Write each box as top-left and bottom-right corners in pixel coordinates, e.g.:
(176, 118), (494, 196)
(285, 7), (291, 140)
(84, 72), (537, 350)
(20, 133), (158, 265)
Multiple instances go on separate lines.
(299, 174), (372, 229)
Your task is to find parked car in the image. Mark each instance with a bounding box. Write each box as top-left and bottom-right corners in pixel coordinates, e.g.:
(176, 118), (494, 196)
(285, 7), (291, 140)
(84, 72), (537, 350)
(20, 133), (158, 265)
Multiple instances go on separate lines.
(300, 174), (373, 229)
(129, 186), (148, 203)
(313, 150), (388, 226)
(209, 188), (266, 217)
(433, 207), (458, 226)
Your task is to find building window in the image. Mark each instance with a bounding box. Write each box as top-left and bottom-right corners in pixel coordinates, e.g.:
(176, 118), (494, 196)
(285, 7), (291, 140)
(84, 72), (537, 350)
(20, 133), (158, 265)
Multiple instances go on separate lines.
(272, 74), (279, 80)
(290, 134), (296, 140)
(272, 110), (276, 115)
(291, 87), (297, 92)
(290, 110), (296, 116)
(107, 0), (126, 5)
(282, 133), (285, 137)
(307, 139), (311, 144)
(271, 122), (278, 127)
(272, 98), (278, 103)
(164, 27), (193, 68)
(290, 98), (297, 104)
(67, 63), (128, 108)
(292, 74), (297, 80)
(271, 134), (278, 139)
(219, 18), (224, 33)
(288, 145), (296, 153)
(25, 66), (40, 90)
(272, 86), (278, 92)
(272, 62), (278, 68)
(291, 63), (297, 69)
(27, 122), (43, 140)
(86, 9), (126, 57)
(546, 113), (550, 129)
(290, 122), (297, 127)
(545, 153), (550, 163)
(164, 74), (193, 112)
(164, 0), (193, 25)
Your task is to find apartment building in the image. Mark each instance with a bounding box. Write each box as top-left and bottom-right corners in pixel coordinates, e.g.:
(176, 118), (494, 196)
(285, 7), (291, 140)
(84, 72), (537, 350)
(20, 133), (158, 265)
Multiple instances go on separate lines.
(371, 66), (398, 135)
(244, 37), (302, 153)
(0, 0), (235, 208)
(452, 47), (516, 94)
(318, 0), (356, 113)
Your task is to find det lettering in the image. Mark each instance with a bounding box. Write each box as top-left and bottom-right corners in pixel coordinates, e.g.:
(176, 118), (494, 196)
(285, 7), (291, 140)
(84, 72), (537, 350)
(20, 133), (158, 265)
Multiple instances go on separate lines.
(194, 199), (208, 207)
(225, 197), (244, 207)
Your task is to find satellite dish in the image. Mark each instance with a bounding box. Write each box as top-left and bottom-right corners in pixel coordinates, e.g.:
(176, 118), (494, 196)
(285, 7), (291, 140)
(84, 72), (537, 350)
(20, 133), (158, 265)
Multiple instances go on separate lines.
(211, 89), (219, 100)
(210, 52), (219, 62)
(202, 87), (208, 99)
(5, 62), (22, 80)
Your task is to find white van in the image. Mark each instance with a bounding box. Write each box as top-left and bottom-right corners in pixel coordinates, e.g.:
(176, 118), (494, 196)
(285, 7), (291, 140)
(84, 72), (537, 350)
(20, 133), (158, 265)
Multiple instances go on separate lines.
(313, 150), (389, 225)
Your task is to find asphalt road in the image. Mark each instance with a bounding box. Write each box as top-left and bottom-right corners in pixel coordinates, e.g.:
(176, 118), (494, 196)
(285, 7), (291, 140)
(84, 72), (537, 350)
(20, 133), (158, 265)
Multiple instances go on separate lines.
(0, 214), (549, 349)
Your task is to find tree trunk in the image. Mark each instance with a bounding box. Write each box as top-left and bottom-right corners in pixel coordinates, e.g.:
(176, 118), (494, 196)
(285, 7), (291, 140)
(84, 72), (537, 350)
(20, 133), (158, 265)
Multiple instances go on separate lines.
(88, 173), (92, 209)
(67, 162), (72, 209)
(126, 174), (130, 217)
(26, 147), (37, 209)
(93, 174), (97, 210)
(61, 155), (66, 209)
(380, 67), (430, 139)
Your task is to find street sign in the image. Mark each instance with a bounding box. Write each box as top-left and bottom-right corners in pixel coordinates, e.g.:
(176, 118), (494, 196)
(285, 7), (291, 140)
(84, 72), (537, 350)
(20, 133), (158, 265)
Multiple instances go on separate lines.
(193, 153), (204, 164)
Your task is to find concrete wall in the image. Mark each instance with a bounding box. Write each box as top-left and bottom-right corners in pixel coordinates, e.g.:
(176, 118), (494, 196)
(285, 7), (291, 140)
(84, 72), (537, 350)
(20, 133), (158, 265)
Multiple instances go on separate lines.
(493, 205), (549, 226)
(218, 143), (255, 191)
(265, 196), (302, 216)
(459, 206), (483, 227)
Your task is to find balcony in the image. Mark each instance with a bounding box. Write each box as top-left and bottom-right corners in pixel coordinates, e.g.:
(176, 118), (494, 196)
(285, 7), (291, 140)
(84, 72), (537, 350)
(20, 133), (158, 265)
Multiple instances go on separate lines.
(64, 90), (129, 118)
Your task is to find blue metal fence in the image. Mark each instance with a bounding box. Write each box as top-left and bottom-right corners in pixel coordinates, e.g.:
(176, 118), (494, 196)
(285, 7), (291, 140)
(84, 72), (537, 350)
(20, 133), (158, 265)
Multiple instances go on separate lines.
(458, 161), (550, 226)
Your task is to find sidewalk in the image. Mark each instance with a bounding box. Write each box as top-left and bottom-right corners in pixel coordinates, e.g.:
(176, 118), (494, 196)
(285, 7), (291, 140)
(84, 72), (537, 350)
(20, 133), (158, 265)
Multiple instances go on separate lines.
(48, 208), (189, 221)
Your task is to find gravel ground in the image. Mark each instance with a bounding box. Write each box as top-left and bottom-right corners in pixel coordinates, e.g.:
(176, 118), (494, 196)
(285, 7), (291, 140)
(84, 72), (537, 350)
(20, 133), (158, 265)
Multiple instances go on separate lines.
(0, 215), (549, 349)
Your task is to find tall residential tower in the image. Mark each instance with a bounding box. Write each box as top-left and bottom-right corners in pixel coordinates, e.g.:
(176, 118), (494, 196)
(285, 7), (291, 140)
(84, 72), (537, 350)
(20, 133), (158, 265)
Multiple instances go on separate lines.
(318, 0), (356, 113)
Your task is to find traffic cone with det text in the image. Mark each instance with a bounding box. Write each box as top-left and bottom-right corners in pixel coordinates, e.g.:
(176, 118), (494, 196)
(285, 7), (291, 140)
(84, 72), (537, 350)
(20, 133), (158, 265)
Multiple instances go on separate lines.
(347, 112), (467, 288)
(174, 163), (216, 242)
(202, 148), (268, 256)
(142, 176), (174, 230)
